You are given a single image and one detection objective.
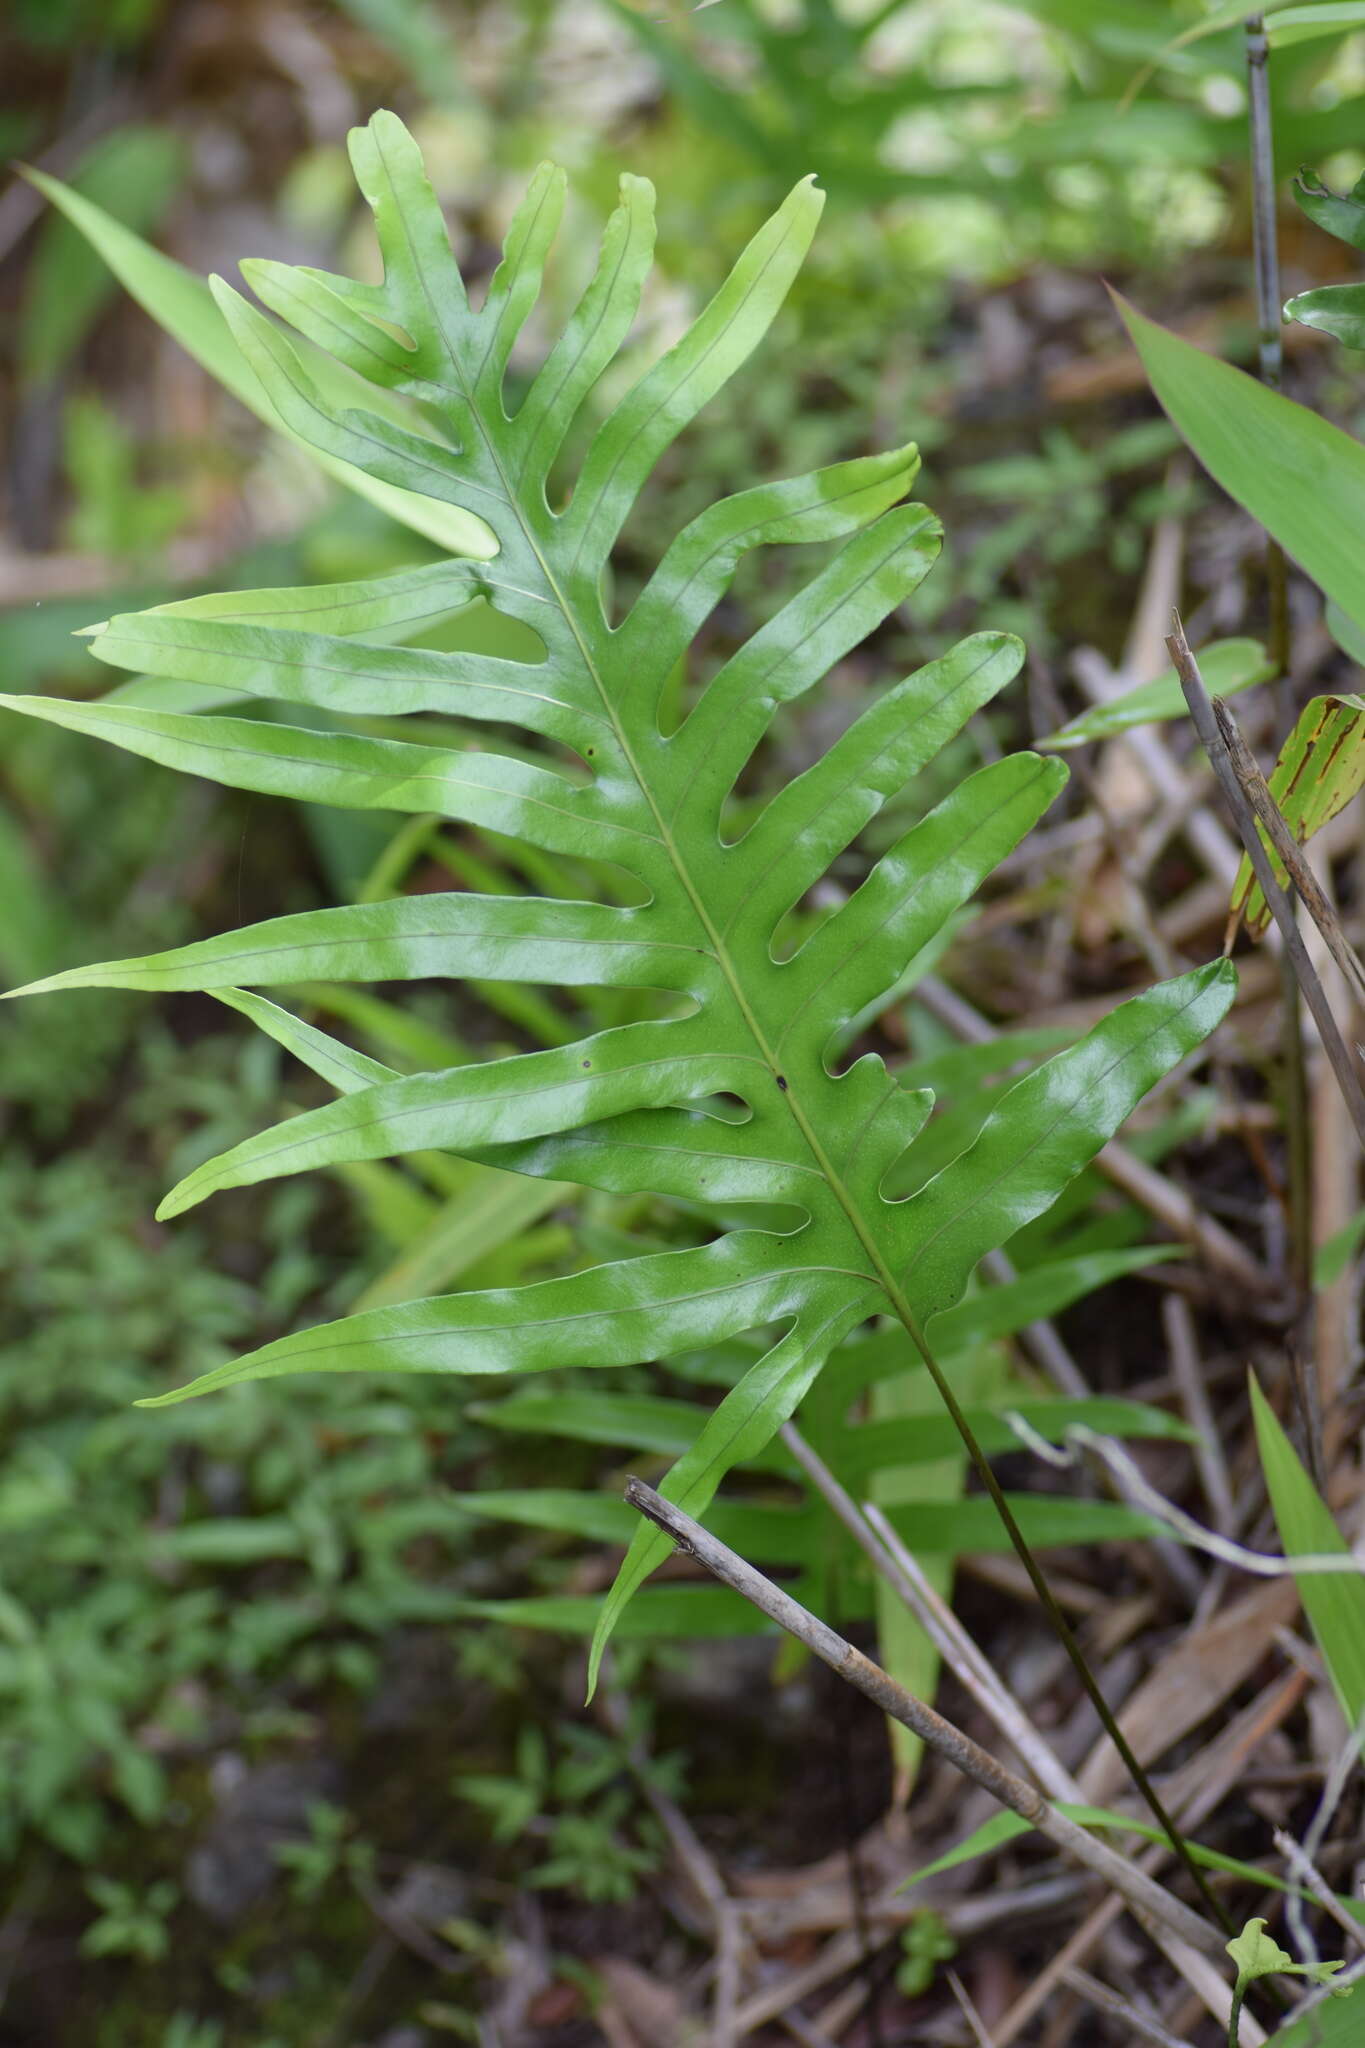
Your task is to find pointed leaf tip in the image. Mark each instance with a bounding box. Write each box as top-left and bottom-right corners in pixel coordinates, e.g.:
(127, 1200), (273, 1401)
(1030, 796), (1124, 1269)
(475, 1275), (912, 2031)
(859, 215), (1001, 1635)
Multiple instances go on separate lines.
(17, 125), (1243, 1665)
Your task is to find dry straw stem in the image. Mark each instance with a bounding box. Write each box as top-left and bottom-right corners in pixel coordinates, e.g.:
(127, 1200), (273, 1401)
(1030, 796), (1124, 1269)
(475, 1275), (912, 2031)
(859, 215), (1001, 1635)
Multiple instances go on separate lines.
(1216, 698), (1365, 1002)
(1164, 1292), (1237, 1536)
(1061, 1965), (1202, 2048)
(623, 1476), (1226, 1961)
(988, 1670), (1306, 2048)
(780, 1422), (1074, 1800)
(783, 1431), (1258, 2042)
(1274, 1828), (1365, 1961)
(1010, 1415), (1365, 1582)
(1169, 617), (1365, 1158)
(1282, 1704), (1365, 1968)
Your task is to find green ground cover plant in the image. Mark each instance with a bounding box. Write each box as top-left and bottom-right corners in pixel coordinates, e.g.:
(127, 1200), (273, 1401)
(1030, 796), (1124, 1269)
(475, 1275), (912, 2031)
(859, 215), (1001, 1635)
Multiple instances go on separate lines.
(2, 114), (1236, 1699)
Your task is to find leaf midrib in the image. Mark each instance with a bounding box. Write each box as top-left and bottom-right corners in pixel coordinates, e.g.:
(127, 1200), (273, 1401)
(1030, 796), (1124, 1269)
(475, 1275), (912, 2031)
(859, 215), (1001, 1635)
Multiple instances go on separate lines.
(375, 148), (922, 1329)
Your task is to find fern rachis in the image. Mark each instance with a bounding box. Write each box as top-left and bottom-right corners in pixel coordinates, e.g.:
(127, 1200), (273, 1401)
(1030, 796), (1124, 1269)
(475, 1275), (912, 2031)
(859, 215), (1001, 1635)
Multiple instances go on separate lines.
(3, 115), (1235, 1684)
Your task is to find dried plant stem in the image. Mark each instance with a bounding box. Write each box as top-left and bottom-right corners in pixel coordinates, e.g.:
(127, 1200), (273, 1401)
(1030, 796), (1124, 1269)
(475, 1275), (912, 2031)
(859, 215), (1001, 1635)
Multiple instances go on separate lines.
(892, 1301), (1232, 1932)
(784, 1435), (1254, 2042)
(989, 1670), (1307, 2048)
(1062, 1965), (1203, 2048)
(946, 1967), (995, 2046)
(780, 1422), (1071, 1800)
(1010, 1415), (1365, 1582)
(623, 1477), (1226, 1961)
(1274, 1829), (1365, 1960)
(1164, 1292), (1237, 1535)
(1216, 700), (1365, 1004)
(1283, 1705), (1365, 1965)
(1168, 620), (1365, 1160)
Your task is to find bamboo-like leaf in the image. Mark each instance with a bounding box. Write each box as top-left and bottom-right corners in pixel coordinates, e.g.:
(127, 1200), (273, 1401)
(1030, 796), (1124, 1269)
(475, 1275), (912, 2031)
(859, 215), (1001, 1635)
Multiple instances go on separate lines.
(1117, 292), (1365, 639)
(1267, 1), (1365, 46)
(471, 1389), (795, 1469)
(1268, 1984), (1362, 2045)
(830, 1395), (1194, 1487)
(1228, 694), (1365, 939)
(1039, 638), (1271, 749)
(904, 1803), (1311, 1894)
(4, 117), (1236, 1659)
(22, 169), (494, 558)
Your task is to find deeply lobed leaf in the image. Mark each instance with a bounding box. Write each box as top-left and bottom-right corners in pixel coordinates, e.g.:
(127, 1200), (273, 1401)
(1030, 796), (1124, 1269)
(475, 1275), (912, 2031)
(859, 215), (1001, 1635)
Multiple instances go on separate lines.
(5, 117), (1236, 1662)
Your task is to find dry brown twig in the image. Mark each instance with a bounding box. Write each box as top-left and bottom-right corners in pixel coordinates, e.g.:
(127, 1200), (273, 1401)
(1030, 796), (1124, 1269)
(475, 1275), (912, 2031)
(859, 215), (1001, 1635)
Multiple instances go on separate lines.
(1163, 1292), (1237, 1537)
(988, 1668), (1308, 2048)
(1168, 617), (1365, 1158)
(1215, 701), (1365, 1003)
(780, 1432), (1261, 2041)
(622, 1477), (1226, 1964)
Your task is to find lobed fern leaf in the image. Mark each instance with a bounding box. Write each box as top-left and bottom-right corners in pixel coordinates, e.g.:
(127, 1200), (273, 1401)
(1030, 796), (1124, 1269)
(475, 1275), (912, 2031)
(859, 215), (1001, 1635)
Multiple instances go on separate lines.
(3, 115), (1235, 1678)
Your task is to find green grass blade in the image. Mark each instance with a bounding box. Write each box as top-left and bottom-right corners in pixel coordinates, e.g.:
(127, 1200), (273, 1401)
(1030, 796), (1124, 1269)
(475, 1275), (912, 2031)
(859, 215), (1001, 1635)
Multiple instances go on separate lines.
(23, 169), (494, 558)
(1249, 1373), (1365, 1728)
(1117, 291), (1365, 636)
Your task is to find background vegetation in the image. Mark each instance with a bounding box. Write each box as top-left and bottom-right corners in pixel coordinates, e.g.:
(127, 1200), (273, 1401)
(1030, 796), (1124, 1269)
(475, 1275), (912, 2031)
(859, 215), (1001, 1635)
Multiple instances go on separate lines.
(3, 3), (1365, 2044)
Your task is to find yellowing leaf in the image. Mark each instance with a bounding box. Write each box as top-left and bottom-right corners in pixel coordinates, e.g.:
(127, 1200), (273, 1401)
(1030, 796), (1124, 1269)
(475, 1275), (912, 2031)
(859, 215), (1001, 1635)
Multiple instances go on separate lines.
(1229, 695), (1365, 940)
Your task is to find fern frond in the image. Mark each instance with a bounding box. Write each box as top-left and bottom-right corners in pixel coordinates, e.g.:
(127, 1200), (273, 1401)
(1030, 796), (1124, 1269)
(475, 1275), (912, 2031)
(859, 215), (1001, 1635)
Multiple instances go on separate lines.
(3, 115), (1235, 1671)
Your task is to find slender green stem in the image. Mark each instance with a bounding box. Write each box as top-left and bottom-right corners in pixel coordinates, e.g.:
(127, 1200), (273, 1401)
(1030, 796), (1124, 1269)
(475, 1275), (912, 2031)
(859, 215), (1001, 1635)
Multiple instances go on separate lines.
(421, 191), (1229, 1938)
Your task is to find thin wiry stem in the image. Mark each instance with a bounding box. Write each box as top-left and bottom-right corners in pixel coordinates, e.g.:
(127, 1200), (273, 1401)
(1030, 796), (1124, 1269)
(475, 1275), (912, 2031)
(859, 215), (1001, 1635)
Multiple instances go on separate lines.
(1284, 1704), (1365, 1964)
(1007, 1414), (1365, 1580)
(780, 1420), (1074, 1798)
(893, 1298), (1235, 1935)
(1275, 1830), (1365, 1962)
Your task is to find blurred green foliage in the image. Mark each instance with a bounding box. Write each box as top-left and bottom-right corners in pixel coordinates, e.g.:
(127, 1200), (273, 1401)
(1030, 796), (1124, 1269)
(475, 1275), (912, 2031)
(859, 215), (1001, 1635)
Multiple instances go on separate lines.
(3, 3), (1364, 2036)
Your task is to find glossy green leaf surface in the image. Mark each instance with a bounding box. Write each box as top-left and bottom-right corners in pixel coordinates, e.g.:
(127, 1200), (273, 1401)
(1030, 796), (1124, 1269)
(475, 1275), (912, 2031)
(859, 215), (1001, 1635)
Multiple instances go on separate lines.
(1286, 283), (1365, 350)
(1117, 292), (1365, 636)
(3, 117), (1236, 1660)
(1294, 166), (1365, 252)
